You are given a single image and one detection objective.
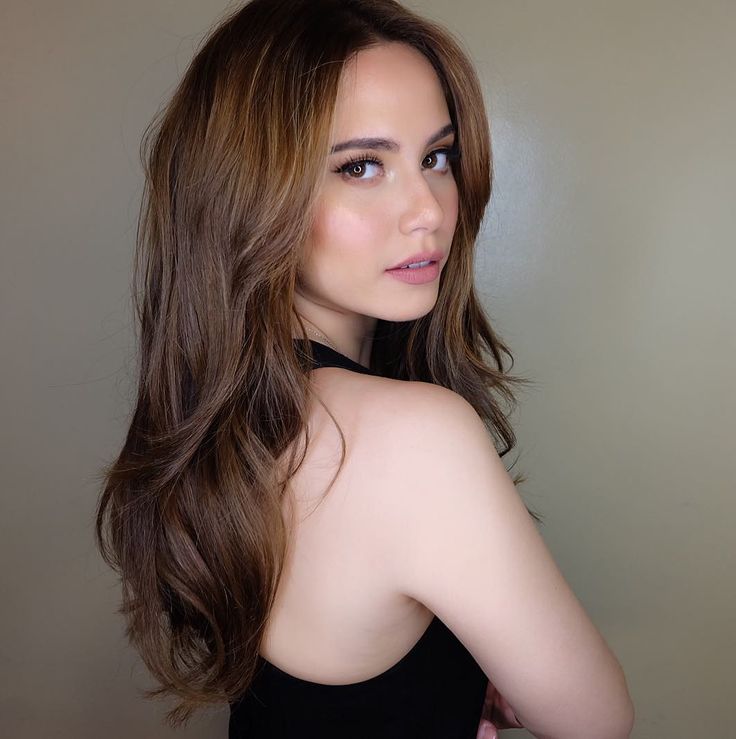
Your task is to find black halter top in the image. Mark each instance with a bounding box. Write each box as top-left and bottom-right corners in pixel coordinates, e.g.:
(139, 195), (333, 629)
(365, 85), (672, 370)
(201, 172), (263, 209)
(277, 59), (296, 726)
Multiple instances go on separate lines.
(228, 339), (488, 738)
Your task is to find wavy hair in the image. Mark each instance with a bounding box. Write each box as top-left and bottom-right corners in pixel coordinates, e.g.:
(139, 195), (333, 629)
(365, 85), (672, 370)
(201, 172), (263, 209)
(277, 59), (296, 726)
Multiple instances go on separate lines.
(95, 0), (533, 726)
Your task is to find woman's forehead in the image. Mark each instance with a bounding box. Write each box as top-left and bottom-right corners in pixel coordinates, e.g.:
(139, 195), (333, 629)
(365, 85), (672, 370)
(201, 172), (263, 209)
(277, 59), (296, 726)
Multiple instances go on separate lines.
(338, 42), (441, 97)
(332, 43), (450, 139)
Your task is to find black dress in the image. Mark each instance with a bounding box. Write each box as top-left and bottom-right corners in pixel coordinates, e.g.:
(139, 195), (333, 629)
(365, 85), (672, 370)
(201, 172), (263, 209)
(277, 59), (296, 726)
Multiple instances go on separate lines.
(228, 339), (488, 738)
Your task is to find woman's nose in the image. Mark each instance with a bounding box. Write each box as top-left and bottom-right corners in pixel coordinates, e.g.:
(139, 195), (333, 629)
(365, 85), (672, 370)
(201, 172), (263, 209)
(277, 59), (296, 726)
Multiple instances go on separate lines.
(398, 174), (445, 234)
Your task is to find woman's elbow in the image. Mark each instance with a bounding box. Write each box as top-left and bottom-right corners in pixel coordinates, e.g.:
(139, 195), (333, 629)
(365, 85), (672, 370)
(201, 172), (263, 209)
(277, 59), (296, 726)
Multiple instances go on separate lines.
(533, 669), (636, 739)
(588, 676), (636, 739)
(614, 690), (636, 739)
(589, 653), (636, 738)
(590, 667), (635, 739)
(610, 662), (636, 737)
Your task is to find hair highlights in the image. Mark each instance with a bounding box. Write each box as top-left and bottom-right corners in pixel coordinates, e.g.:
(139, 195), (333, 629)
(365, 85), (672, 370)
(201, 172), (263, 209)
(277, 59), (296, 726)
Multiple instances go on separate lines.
(94, 0), (531, 726)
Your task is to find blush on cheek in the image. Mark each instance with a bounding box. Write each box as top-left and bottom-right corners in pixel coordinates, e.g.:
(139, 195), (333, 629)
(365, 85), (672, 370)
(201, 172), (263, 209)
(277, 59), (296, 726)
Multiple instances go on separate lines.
(315, 204), (384, 256)
(310, 199), (354, 244)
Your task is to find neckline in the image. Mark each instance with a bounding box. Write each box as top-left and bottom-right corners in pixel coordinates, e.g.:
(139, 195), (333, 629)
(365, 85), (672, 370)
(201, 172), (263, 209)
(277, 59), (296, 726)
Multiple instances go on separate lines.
(293, 337), (379, 377)
(257, 615), (442, 690)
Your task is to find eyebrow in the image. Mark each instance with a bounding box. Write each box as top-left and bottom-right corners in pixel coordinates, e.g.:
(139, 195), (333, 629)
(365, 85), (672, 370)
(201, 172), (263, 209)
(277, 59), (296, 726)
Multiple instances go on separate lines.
(329, 123), (455, 155)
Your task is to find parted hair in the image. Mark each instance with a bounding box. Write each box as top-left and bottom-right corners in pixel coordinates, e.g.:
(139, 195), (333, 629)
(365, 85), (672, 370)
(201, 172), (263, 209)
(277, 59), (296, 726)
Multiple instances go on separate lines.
(94, 0), (531, 726)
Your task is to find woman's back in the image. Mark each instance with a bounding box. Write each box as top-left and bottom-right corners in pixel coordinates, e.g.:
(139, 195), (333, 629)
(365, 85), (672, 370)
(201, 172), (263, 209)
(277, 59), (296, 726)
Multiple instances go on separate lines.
(229, 339), (489, 737)
(260, 340), (434, 683)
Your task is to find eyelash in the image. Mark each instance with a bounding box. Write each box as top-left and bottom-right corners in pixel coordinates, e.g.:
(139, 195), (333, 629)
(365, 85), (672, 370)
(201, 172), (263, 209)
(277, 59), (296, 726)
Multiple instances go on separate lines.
(333, 145), (462, 180)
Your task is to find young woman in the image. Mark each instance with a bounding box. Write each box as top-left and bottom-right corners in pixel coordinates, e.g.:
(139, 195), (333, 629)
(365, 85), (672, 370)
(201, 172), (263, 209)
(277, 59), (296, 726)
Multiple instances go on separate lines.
(95, 1), (635, 737)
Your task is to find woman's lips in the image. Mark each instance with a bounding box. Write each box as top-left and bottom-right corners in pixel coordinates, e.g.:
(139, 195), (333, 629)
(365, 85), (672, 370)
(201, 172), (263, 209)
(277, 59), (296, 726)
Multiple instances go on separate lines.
(385, 260), (440, 284)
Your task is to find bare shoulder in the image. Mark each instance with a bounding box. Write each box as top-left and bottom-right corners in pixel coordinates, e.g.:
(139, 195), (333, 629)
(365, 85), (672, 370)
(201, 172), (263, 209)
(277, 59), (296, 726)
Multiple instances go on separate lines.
(357, 376), (493, 481)
(371, 377), (483, 439)
(312, 368), (466, 422)
(309, 371), (471, 462)
(360, 377), (509, 555)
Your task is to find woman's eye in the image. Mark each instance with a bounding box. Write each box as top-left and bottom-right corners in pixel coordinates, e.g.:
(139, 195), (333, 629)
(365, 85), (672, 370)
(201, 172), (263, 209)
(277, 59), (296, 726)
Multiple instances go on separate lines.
(335, 157), (383, 180)
(423, 147), (460, 171)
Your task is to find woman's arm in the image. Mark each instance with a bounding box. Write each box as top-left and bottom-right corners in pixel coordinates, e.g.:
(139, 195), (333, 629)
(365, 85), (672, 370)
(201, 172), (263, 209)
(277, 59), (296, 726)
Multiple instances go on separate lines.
(374, 384), (635, 739)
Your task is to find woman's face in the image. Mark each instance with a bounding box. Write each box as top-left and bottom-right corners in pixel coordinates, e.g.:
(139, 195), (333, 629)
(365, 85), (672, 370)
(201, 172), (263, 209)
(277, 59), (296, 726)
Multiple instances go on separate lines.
(294, 41), (459, 347)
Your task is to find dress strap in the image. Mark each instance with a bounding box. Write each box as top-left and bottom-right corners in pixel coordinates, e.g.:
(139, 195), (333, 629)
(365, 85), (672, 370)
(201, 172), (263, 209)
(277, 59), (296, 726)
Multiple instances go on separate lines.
(293, 338), (378, 376)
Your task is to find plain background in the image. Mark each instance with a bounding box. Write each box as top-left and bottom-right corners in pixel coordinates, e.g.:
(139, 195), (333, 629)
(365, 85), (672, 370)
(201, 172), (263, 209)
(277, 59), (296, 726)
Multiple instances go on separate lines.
(2, 1), (734, 737)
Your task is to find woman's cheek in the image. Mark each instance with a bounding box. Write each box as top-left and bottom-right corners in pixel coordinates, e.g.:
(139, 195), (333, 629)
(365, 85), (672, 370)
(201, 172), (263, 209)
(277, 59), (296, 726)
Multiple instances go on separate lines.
(329, 202), (386, 250)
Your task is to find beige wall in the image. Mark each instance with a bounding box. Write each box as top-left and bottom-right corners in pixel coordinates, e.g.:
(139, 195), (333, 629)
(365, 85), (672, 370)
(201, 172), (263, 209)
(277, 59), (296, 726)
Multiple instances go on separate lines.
(2, 1), (733, 737)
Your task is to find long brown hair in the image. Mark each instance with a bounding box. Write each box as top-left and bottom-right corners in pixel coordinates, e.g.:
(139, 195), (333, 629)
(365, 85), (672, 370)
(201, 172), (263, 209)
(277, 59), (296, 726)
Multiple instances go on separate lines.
(95, 0), (532, 727)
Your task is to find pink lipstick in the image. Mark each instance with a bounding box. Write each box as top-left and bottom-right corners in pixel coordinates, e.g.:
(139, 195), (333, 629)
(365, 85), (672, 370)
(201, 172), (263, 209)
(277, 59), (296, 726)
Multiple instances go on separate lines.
(385, 260), (440, 284)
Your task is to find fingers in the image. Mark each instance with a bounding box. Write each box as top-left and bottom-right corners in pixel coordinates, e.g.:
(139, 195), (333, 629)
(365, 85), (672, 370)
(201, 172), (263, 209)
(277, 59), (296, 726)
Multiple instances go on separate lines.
(475, 718), (499, 739)
(482, 680), (498, 719)
(490, 692), (524, 729)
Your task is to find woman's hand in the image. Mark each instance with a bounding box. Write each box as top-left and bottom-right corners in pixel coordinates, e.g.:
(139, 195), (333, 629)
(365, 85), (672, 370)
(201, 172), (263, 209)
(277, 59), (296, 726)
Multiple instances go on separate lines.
(476, 678), (524, 738)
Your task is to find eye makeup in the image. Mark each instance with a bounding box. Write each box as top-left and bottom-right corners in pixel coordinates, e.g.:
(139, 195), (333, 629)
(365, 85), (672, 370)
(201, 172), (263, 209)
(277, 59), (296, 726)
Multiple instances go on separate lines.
(333, 144), (461, 180)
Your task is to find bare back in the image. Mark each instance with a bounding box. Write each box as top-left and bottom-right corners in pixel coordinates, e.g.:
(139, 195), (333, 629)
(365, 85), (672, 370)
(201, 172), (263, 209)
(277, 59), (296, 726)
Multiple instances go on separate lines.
(260, 363), (435, 684)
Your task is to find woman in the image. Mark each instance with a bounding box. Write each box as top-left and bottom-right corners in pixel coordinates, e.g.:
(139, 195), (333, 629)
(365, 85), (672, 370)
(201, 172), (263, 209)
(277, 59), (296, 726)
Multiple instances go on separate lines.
(95, 0), (635, 737)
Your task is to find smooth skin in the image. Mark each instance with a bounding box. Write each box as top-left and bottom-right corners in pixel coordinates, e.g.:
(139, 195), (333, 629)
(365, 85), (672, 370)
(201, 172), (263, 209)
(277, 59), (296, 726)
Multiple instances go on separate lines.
(292, 41), (635, 738)
(293, 41), (458, 367)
